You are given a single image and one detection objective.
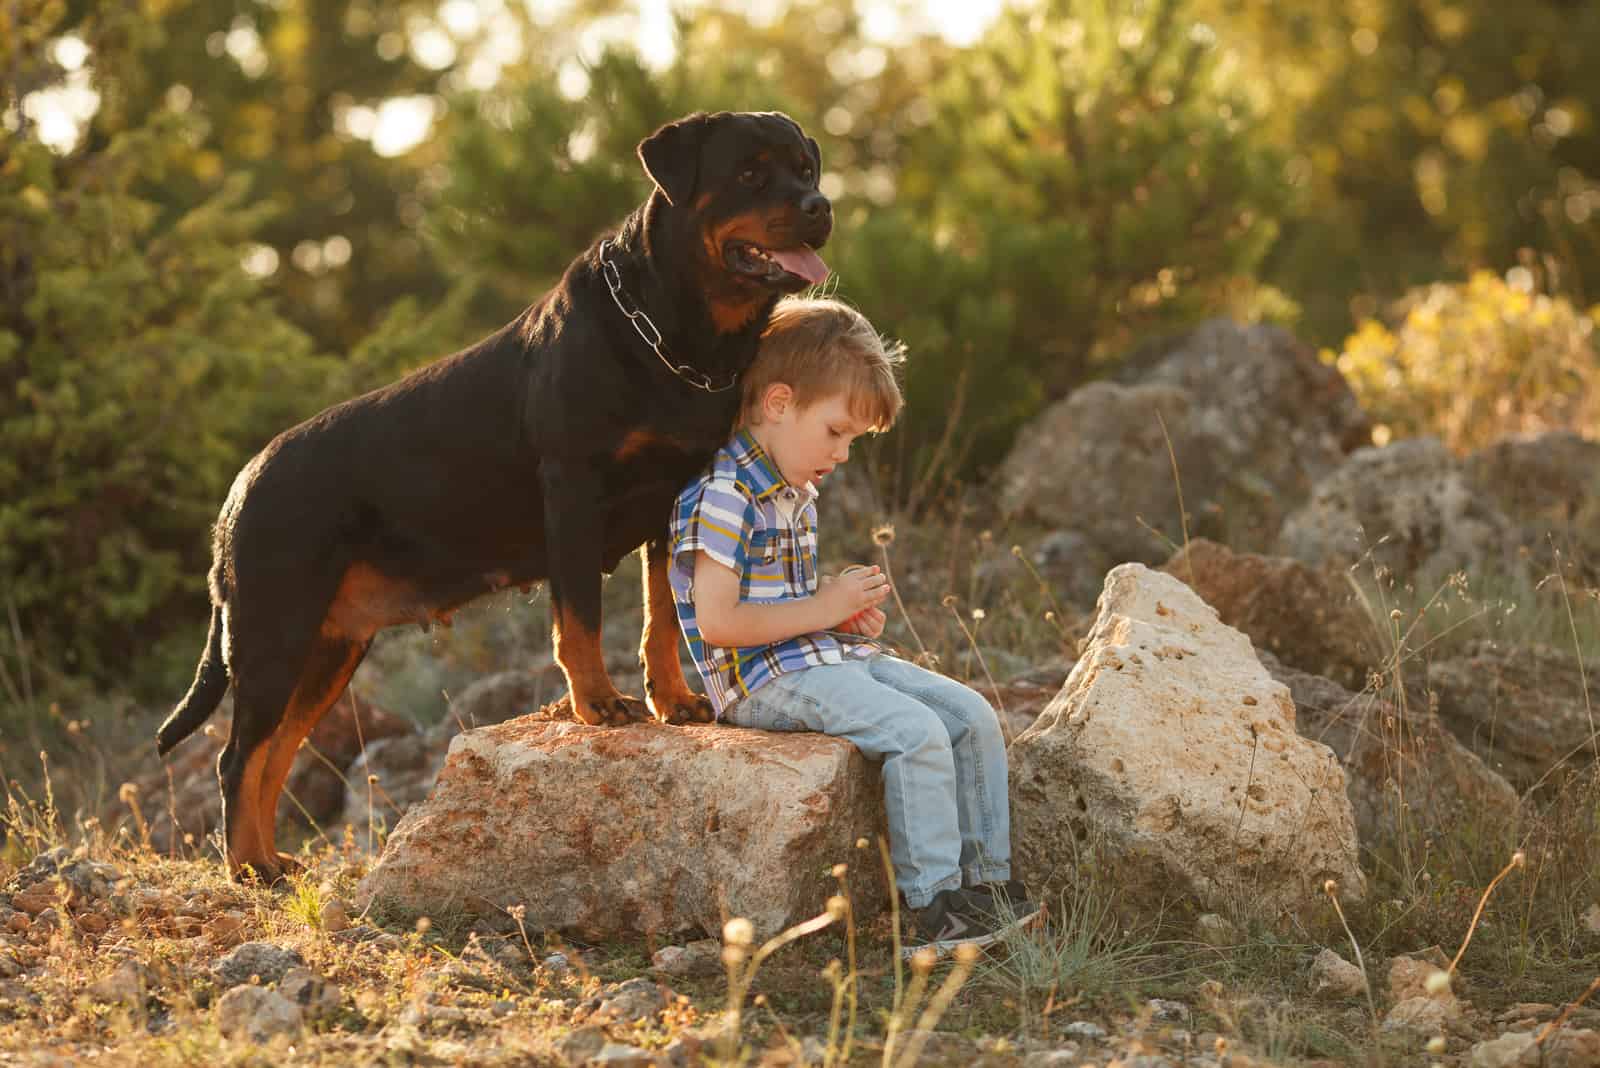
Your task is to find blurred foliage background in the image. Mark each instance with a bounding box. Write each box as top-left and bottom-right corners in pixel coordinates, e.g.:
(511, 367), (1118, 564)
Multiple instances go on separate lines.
(2, 0), (1598, 696)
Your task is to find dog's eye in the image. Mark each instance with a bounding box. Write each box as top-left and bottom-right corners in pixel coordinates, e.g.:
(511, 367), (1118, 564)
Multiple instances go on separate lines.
(738, 165), (766, 188)
(799, 164), (815, 183)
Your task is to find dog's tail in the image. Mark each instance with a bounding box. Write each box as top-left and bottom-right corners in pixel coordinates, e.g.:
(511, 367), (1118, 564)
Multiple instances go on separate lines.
(156, 605), (229, 755)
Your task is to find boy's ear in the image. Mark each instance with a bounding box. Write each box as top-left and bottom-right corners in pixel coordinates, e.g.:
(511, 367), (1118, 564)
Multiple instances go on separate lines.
(762, 382), (794, 420)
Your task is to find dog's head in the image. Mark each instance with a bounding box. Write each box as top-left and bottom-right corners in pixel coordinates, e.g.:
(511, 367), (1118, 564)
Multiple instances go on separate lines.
(639, 110), (831, 297)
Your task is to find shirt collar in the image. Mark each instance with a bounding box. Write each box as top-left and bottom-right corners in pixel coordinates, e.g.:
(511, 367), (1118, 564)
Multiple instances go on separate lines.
(733, 427), (817, 504)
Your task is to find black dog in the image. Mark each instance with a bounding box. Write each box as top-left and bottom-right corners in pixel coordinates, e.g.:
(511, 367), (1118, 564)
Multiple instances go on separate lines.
(156, 111), (831, 881)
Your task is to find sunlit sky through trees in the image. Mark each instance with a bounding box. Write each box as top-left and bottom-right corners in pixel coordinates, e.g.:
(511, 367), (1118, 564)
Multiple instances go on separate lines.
(19, 0), (1005, 156)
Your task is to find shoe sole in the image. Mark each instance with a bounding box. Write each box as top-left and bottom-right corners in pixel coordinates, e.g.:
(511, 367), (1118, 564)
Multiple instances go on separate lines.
(898, 905), (1047, 960)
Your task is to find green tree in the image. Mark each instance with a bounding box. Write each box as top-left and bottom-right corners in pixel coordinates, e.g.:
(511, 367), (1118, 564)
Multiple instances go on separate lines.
(1204, 0), (1600, 344)
(1, 3), (469, 693)
(830, 0), (1293, 498)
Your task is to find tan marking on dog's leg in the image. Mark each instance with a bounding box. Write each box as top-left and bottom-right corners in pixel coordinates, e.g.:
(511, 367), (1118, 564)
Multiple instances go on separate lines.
(639, 542), (712, 723)
(227, 743), (276, 881)
(552, 602), (643, 725)
(254, 641), (367, 871)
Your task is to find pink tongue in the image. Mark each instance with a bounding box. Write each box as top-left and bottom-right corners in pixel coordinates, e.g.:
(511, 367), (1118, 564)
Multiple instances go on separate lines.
(770, 246), (829, 285)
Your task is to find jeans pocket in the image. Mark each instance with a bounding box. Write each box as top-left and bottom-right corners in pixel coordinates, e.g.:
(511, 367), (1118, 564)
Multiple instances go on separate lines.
(729, 689), (808, 732)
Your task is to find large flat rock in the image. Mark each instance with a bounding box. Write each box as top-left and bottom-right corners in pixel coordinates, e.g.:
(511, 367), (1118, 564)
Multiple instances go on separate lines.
(358, 719), (888, 940)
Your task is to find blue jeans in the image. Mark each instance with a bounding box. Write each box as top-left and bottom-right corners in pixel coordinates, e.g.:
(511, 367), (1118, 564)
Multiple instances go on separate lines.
(724, 654), (1012, 909)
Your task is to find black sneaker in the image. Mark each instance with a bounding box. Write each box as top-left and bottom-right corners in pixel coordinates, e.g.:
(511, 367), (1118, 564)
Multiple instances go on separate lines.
(961, 881), (1044, 930)
(902, 888), (1008, 959)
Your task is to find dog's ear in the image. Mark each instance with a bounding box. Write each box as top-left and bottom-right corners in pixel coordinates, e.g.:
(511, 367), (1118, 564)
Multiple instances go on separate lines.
(638, 113), (710, 207)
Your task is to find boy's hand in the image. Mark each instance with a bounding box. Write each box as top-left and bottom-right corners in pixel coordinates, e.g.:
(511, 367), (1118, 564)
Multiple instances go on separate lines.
(817, 565), (890, 629)
(838, 605), (887, 638)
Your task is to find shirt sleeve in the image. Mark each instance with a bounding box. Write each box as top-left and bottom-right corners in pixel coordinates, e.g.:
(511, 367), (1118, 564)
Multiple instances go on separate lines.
(671, 476), (756, 584)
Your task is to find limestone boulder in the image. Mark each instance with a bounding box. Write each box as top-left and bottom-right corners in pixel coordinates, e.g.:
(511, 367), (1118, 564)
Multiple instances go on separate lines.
(1261, 652), (1518, 844)
(358, 720), (888, 940)
(999, 320), (1366, 582)
(1010, 564), (1365, 926)
(1427, 640), (1597, 791)
(1465, 430), (1600, 571)
(1162, 539), (1375, 688)
(336, 668), (562, 839)
(1278, 437), (1518, 583)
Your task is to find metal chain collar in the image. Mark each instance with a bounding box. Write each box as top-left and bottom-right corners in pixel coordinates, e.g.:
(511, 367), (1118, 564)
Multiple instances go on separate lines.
(598, 239), (738, 393)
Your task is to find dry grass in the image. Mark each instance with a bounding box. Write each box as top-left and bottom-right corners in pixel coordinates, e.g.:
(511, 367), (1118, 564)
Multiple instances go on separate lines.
(2, 464), (1599, 1065)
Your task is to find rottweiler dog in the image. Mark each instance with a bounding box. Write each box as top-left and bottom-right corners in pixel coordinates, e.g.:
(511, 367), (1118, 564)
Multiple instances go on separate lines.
(156, 111), (832, 882)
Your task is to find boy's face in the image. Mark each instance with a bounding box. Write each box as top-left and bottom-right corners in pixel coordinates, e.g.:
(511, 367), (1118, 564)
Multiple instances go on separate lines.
(757, 387), (872, 489)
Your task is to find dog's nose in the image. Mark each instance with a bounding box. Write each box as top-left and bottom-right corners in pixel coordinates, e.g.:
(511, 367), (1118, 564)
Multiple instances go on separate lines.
(801, 192), (831, 220)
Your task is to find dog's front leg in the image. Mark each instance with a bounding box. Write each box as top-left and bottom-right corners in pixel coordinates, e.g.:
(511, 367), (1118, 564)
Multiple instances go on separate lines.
(541, 457), (649, 726)
(639, 535), (715, 724)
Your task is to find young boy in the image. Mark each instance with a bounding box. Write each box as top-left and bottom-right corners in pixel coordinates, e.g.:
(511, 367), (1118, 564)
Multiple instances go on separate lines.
(668, 297), (1039, 956)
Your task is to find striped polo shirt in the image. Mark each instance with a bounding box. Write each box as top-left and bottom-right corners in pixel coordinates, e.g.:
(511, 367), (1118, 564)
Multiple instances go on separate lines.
(669, 428), (874, 717)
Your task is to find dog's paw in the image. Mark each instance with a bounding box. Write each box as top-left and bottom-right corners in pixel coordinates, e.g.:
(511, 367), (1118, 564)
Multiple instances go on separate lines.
(651, 689), (716, 725)
(230, 852), (303, 887)
(545, 690), (650, 726)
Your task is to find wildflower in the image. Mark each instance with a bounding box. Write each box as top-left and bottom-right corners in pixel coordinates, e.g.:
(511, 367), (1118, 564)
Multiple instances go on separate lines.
(971, 608), (986, 622)
(723, 917), (754, 946)
(872, 524), (895, 546)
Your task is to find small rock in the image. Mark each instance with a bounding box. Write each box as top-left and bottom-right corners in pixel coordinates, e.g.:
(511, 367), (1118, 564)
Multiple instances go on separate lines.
(1468, 1031), (1538, 1068)
(1147, 998), (1190, 1024)
(590, 1044), (656, 1067)
(399, 1000), (467, 1029)
(589, 977), (668, 1024)
(319, 900), (351, 933)
(211, 942), (306, 988)
(1310, 948), (1368, 1000)
(491, 998), (515, 1017)
(1023, 1050), (1082, 1067)
(1384, 996), (1454, 1034)
(131, 888), (182, 917)
(86, 961), (150, 1006)
(215, 985), (303, 1043)
(204, 911), (247, 947)
(1495, 1003), (1556, 1023)
(543, 951), (573, 974)
(1389, 954), (1454, 1004)
(650, 939), (722, 978)
(557, 1025), (608, 1063)
(32, 907), (61, 930)
(1195, 913), (1238, 947)
(0, 953), (20, 979)
(11, 883), (60, 916)
(1545, 1028), (1600, 1068)
(1063, 1020), (1107, 1041)
(279, 968), (342, 1022)
(1583, 903), (1600, 936)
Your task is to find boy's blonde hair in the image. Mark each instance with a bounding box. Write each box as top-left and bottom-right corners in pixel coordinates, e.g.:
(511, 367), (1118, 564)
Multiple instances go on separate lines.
(743, 297), (905, 431)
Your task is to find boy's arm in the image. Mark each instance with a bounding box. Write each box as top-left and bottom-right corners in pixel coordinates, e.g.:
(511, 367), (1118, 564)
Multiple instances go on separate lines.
(692, 552), (889, 648)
